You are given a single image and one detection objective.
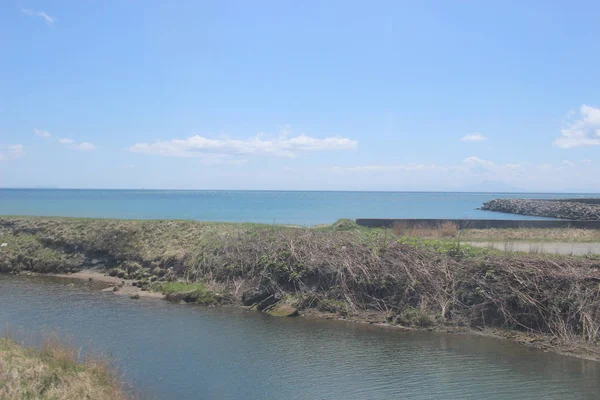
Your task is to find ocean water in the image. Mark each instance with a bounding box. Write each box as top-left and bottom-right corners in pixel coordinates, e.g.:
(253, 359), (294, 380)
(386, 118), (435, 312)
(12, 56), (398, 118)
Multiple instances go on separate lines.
(0, 189), (597, 225)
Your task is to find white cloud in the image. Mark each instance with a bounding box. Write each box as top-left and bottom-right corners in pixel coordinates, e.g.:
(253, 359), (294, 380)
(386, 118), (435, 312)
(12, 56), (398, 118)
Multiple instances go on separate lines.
(461, 133), (487, 142)
(581, 159), (592, 164)
(129, 128), (357, 160)
(554, 105), (600, 148)
(71, 142), (96, 151)
(562, 160), (576, 167)
(21, 9), (56, 25)
(34, 129), (51, 137)
(58, 138), (95, 150)
(0, 144), (24, 161)
(463, 156), (495, 167)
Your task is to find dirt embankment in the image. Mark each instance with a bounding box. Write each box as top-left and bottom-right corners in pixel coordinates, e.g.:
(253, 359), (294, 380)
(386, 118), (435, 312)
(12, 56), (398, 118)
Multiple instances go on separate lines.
(481, 198), (600, 220)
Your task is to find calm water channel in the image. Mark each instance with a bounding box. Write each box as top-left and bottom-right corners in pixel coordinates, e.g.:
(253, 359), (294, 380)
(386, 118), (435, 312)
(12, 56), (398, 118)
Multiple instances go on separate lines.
(0, 275), (598, 400)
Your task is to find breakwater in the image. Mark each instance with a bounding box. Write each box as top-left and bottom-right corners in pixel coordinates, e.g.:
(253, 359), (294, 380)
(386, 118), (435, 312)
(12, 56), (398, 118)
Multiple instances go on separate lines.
(356, 218), (600, 229)
(481, 198), (600, 220)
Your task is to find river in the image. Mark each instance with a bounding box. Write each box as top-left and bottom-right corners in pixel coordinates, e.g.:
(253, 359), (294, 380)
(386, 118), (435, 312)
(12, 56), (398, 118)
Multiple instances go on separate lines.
(0, 274), (598, 399)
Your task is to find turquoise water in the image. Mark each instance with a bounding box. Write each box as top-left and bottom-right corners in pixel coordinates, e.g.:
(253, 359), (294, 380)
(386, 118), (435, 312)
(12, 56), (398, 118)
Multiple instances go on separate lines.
(1, 275), (599, 400)
(1, 189), (598, 225)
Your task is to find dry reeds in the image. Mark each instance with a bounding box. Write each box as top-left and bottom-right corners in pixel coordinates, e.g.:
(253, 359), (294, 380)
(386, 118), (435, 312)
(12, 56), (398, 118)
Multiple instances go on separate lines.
(392, 221), (459, 238)
(0, 336), (126, 400)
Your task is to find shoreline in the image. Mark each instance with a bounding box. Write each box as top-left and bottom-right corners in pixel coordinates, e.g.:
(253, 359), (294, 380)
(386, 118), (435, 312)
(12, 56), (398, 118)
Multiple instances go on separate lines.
(8, 270), (599, 363)
(45, 270), (165, 299)
(2, 216), (599, 364)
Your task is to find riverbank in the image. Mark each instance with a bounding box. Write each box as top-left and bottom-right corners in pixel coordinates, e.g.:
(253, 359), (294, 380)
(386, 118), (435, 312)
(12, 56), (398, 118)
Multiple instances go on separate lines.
(48, 270), (166, 299)
(0, 336), (126, 399)
(1, 216), (599, 360)
(481, 198), (600, 220)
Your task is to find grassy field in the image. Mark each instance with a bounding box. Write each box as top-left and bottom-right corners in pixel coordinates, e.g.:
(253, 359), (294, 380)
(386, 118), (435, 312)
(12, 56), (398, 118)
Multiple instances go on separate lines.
(0, 336), (125, 399)
(1, 216), (599, 357)
(390, 221), (600, 242)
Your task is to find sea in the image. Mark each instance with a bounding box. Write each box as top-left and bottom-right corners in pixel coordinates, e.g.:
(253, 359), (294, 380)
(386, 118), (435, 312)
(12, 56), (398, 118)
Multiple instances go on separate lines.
(0, 189), (598, 226)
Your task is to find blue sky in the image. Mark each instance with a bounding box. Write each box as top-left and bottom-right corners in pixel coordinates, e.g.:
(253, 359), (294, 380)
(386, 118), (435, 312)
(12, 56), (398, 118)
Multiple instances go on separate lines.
(1, 1), (599, 191)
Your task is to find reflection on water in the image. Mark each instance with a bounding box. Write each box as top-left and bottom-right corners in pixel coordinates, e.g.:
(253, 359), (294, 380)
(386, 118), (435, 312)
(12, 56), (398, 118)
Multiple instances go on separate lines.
(0, 274), (598, 400)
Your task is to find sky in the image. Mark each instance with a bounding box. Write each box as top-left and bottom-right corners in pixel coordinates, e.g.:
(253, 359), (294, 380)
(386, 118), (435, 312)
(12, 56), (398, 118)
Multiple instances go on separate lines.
(1, 1), (599, 192)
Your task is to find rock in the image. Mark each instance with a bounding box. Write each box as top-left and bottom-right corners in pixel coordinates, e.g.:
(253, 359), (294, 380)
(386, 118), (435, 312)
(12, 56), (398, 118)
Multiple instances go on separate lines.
(131, 282), (137, 287)
(267, 304), (299, 317)
(256, 293), (281, 311)
(129, 294), (140, 300)
(241, 288), (272, 306)
(66, 283), (75, 287)
(26, 272), (32, 276)
(481, 198), (600, 220)
(101, 286), (116, 292)
(0, 243), (7, 247)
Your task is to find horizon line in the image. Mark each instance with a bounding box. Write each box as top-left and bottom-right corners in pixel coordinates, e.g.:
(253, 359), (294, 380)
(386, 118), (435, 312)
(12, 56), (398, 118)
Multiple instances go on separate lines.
(1, 187), (599, 195)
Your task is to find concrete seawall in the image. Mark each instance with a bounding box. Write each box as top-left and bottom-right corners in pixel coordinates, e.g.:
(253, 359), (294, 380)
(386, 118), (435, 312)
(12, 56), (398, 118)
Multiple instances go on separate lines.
(355, 218), (600, 229)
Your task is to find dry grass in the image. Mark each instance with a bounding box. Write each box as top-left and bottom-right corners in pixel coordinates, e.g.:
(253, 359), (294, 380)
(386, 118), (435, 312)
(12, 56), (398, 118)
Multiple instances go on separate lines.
(390, 222), (600, 243)
(460, 228), (600, 243)
(0, 336), (126, 400)
(392, 221), (459, 238)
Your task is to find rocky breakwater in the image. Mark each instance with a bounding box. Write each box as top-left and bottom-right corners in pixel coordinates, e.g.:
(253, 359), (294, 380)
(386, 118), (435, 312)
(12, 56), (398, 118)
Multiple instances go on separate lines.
(481, 198), (600, 220)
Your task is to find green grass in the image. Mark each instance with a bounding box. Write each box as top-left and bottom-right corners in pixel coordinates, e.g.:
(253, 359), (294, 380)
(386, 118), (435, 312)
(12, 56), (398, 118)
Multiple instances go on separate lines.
(152, 281), (221, 305)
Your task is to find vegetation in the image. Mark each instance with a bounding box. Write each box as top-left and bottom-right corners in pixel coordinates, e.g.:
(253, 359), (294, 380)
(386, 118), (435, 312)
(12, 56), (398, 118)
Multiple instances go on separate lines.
(152, 281), (225, 304)
(0, 336), (126, 400)
(458, 227), (600, 243)
(391, 221), (600, 242)
(1, 216), (600, 357)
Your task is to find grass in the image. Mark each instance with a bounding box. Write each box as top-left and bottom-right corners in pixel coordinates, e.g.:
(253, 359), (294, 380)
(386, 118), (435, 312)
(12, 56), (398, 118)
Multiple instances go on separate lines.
(396, 236), (490, 258)
(390, 221), (600, 243)
(152, 281), (224, 305)
(0, 336), (126, 400)
(459, 228), (600, 243)
(392, 221), (459, 238)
